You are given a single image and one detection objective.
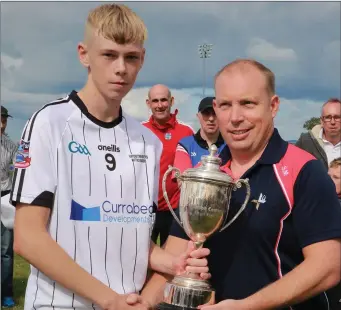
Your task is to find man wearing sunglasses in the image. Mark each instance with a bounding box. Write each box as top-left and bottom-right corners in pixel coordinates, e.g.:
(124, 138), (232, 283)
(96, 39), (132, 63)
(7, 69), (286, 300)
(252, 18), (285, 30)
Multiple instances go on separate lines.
(296, 98), (341, 169)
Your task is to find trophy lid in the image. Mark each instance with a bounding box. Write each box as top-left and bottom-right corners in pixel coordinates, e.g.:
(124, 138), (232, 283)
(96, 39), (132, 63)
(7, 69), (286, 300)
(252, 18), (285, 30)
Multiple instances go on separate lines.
(181, 144), (233, 186)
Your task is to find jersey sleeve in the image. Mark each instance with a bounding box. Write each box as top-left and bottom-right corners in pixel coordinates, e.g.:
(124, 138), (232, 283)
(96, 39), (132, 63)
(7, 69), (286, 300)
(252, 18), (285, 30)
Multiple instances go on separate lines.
(173, 143), (192, 175)
(293, 159), (341, 248)
(10, 113), (56, 209)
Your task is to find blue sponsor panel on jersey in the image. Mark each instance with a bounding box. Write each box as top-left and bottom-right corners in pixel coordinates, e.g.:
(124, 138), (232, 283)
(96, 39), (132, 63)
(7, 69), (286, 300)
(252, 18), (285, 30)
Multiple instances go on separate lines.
(70, 199), (153, 224)
(70, 200), (101, 221)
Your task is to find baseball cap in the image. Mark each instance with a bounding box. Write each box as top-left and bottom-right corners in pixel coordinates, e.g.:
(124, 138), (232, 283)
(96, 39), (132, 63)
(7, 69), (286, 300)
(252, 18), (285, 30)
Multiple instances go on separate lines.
(198, 97), (215, 113)
(1, 106), (12, 118)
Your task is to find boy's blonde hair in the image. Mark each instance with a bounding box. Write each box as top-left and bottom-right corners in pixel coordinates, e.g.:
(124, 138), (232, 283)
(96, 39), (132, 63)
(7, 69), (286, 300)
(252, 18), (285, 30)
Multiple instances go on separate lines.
(330, 157), (341, 169)
(85, 4), (147, 45)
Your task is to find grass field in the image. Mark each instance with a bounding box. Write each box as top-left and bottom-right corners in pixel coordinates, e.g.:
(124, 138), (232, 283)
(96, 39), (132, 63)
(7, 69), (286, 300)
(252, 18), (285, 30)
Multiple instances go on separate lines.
(2, 254), (30, 310)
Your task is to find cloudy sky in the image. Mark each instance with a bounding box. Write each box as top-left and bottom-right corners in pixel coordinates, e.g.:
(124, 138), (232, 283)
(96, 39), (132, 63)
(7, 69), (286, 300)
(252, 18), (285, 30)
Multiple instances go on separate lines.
(1, 1), (340, 141)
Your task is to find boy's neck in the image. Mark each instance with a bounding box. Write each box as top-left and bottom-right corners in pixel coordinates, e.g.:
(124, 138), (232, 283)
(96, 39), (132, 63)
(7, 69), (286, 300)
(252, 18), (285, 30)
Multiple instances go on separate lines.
(77, 81), (121, 123)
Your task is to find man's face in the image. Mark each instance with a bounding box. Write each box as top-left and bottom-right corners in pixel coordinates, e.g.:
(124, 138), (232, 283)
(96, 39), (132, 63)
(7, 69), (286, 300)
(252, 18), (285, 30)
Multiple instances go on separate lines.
(78, 32), (145, 102)
(213, 67), (279, 154)
(1, 116), (8, 135)
(147, 86), (174, 122)
(328, 166), (341, 196)
(321, 102), (341, 139)
(197, 108), (219, 135)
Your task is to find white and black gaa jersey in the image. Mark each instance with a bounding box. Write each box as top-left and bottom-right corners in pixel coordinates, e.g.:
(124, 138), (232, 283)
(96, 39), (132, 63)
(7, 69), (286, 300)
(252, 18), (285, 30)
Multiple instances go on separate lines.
(10, 91), (162, 310)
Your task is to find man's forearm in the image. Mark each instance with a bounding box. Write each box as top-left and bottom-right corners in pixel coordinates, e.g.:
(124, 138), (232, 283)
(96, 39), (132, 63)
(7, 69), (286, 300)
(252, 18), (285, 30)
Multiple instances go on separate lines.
(149, 241), (177, 275)
(141, 271), (170, 306)
(243, 258), (338, 310)
(15, 230), (118, 308)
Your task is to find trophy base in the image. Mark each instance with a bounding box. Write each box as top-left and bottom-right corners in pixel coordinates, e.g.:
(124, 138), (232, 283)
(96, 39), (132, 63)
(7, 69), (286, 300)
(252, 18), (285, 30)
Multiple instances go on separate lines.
(161, 275), (214, 309)
(156, 302), (194, 310)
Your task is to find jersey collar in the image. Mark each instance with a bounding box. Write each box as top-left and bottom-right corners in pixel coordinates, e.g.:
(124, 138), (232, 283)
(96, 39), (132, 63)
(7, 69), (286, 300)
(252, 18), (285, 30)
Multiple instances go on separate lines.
(70, 90), (123, 129)
(194, 130), (225, 149)
(220, 128), (288, 167)
(148, 109), (178, 130)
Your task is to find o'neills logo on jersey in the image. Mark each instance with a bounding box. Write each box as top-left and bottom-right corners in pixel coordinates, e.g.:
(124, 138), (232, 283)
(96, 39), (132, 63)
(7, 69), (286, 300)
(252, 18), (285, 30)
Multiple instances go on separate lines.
(98, 144), (120, 152)
(70, 200), (154, 224)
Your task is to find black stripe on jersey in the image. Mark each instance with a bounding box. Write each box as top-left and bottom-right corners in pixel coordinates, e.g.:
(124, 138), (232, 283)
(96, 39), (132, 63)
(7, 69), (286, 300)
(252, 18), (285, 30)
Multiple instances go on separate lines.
(98, 127), (101, 142)
(87, 227), (96, 310)
(67, 122), (74, 195)
(83, 120), (87, 145)
(132, 228), (138, 292)
(56, 149), (60, 242)
(104, 174), (108, 197)
(83, 121), (92, 196)
(123, 116), (137, 199)
(120, 175), (122, 198)
(113, 128), (117, 144)
(72, 224), (77, 309)
(88, 157), (92, 196)
(51, 282), (56, 309)
(12, 98), (69, 205)
(32, 270), (40, 310)
(120, 227), (126, 293)
(104, 227), (111, 288)
(141, 135), (150, 200)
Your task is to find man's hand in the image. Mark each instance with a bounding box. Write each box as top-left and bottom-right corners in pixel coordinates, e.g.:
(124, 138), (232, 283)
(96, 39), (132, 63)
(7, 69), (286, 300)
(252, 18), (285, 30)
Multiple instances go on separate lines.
(172, 241), (211, 280)
(105, 293), (151, 310)
(198, 299), (249, 310)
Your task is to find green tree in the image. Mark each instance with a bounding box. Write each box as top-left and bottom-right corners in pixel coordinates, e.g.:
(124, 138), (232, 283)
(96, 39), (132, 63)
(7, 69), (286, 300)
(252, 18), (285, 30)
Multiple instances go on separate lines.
(303, 117), (320, 130)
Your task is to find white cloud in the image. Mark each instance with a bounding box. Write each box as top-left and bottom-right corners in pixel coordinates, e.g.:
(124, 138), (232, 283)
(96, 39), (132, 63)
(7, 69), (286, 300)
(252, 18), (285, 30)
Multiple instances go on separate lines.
(1, 54), (23, 71)
(247, 38), (298, 62)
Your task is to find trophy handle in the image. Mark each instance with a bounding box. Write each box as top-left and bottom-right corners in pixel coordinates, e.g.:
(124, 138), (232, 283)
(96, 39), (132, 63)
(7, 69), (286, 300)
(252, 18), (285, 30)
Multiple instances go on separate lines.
(162, 165), (183, 228)
(220, 178), (251, 232)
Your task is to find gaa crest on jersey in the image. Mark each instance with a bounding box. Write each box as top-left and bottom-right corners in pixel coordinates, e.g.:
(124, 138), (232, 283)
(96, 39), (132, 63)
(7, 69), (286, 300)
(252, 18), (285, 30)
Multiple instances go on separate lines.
(165, 132), (172, 140)
(14, 140), (31, 169)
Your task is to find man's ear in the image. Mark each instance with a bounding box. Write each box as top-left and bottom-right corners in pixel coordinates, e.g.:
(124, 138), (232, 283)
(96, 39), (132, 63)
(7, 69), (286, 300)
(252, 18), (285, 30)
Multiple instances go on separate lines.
(78, 42), (90, 68)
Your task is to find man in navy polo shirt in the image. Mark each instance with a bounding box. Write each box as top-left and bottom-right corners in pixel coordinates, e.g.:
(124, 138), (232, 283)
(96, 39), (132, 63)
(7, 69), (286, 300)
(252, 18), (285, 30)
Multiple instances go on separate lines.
(173, 97), (225, 173)
(141, 59), (341, 310)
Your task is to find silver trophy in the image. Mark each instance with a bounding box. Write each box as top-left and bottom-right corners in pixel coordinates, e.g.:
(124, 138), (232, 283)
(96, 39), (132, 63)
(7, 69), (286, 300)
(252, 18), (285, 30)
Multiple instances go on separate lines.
(161, 144), (251, 309)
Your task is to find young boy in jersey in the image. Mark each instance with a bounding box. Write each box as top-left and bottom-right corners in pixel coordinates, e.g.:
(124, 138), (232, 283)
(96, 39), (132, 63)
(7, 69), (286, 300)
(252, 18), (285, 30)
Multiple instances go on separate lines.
(10, 4), (210, 310)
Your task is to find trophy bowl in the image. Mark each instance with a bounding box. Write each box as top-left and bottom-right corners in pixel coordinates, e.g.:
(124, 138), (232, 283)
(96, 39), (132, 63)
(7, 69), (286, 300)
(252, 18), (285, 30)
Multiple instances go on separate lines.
(159, 144), (250, 309)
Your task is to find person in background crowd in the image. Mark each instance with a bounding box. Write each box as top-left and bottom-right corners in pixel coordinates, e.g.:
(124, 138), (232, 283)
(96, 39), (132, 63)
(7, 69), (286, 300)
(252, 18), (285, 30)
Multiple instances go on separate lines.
(329, 157), (341, 203)
(173, 96), (225, 174)
(296, 98), (341, 169)
(141, 59), (341, 310)
(142, 84), (194, 247)
(1, 105), (18, 308)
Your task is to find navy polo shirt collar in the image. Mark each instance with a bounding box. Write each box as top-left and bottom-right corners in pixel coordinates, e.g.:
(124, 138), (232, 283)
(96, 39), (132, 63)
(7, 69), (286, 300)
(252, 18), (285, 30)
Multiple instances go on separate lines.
(220, 128), (288, 166)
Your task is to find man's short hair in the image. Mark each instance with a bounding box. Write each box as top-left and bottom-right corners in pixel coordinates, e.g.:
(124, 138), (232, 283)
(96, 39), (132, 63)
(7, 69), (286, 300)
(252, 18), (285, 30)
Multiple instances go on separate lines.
(330, 157), (341, 169)
(214, 58), (275, 95)
(321, 98), (341, 115)
(85, 3), (147, 45)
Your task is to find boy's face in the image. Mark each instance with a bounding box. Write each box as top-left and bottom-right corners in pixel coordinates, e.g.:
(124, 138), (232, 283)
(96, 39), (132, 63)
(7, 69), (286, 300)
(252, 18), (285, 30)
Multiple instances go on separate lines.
(328, 166), (341, 196)
(78, 31), (145, 102)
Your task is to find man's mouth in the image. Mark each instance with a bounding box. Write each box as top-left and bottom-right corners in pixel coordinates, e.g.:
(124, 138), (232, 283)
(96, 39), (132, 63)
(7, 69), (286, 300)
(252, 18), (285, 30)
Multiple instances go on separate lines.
(230, 129), (250, 135)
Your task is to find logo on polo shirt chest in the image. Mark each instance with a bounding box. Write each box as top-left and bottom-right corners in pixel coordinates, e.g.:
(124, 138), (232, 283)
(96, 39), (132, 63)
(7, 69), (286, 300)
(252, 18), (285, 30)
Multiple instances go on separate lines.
(252, 193), (267, 210)
(165, 132), (172, 140)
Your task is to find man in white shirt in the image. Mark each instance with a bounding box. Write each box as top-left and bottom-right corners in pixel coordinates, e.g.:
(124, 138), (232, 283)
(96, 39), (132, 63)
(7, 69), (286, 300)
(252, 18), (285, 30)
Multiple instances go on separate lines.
(10, 4), (209, 310)
(296, 98), (341, 169)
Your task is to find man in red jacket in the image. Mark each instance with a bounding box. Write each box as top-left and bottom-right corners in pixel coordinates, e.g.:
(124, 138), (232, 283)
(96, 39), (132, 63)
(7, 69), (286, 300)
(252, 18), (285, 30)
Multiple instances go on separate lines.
(142, 84), (194, 246)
